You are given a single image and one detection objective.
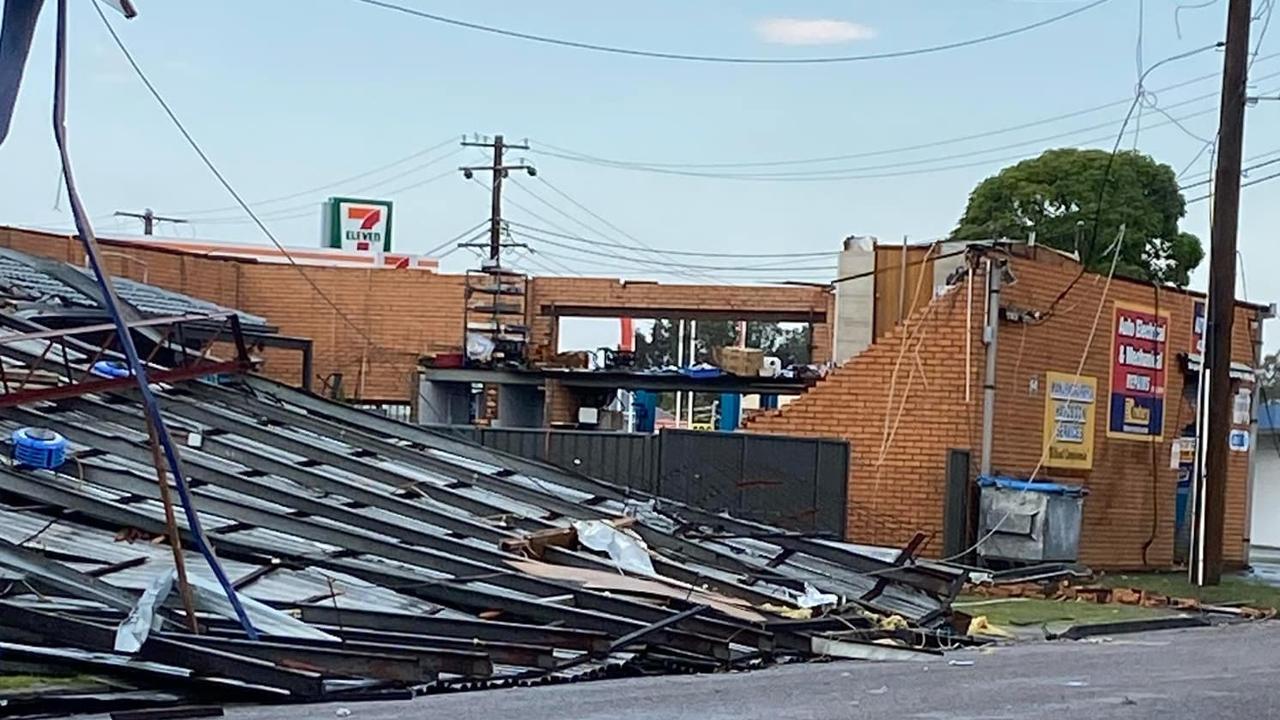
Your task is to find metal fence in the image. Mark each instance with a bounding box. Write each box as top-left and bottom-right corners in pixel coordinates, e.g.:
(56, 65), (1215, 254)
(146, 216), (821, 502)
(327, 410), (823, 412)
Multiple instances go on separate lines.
(426, 426), (849, 536)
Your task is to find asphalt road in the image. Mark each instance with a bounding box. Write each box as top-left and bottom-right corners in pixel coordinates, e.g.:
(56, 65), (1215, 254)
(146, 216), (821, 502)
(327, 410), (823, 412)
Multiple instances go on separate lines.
(220, 623), (1280, 720)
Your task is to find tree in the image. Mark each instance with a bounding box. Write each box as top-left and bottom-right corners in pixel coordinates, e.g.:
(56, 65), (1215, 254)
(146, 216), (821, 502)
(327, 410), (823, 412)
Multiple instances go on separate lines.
(634, 320), (811, 370)
(1262, 352), (1280, 404)
(950, 148), (1204, 286)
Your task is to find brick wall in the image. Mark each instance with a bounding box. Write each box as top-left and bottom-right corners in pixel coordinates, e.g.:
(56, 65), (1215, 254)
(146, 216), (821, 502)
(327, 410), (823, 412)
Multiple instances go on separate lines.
(747, 283), (978, 551)
(527, 277), (834, 363)
(2, 228), (836, 402)
(0, 227), (465, 402)
(994, 249), (1257, 568)
(748, 247), (1262, 569)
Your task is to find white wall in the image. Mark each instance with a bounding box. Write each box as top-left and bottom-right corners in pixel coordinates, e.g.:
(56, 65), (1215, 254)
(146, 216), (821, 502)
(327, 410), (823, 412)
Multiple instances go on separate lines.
(1250, 440), (1280, 548)
(834, 237), (875, 364)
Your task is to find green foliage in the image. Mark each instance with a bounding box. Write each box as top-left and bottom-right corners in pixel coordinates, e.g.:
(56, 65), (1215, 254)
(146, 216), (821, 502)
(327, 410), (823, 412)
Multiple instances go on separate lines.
(633, 320), (811, 416)
(951, 148), (1204, 286)
(633, 320), (811, 369)
(1261, 352), (1280, 403)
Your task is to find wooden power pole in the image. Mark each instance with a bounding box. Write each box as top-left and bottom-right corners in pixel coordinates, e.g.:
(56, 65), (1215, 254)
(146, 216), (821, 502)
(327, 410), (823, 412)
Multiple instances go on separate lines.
(114, 208), (186, 236)
(1192, 0), (1252, 586)
(459, 135), (535, 265)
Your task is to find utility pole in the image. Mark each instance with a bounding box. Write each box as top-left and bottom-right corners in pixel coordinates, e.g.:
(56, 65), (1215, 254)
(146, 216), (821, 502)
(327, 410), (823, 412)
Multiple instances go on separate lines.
(114, 208), (186, 236)
(459, 135), (535, 265)
(1192, 0), (1252, 587)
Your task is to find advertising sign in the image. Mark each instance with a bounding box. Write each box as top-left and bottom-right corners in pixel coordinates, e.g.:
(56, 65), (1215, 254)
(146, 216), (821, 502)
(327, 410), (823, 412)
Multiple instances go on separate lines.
(1108, 302), (1169, 441)
(1044, 371), (1095, 468)
(1042, 372), (1097, 470)
(322, 197), (393, 252)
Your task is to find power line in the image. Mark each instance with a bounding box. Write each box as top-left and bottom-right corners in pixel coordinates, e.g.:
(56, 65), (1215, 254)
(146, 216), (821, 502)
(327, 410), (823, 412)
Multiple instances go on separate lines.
(193, 165), (460, 225)
(170, 137), (460, 216)
(507, 227), (836, 273)
(351, 0), (1113, 65)
(507, 176), (721, 284)
(468, 176), (723, 283)
(532, 82), (1266, 182)
(1179, 152), (1280, 189)
(528, 52), (1280, 173)
(529, 247), (834, 282)
(1187, 165), (1280, 202)
(93, 4), (451, 360)
(506, 220), (833, 260)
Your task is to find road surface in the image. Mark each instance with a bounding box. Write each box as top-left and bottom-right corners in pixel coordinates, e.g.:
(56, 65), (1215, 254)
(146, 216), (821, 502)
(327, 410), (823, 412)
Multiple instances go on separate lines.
(221, 623), (1280, 720)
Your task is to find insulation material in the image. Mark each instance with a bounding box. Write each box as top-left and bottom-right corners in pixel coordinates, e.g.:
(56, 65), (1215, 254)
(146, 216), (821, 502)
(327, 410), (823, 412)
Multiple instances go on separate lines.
(572, 520), (656, 577)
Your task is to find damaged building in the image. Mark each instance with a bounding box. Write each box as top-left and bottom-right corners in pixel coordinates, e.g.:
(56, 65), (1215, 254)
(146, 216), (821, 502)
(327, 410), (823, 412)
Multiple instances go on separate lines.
(748, 242), (1270, 571)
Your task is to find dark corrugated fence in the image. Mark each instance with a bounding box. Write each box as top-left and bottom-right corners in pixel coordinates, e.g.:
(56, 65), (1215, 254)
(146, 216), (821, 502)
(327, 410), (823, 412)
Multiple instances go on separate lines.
(426, 426), (849, 536)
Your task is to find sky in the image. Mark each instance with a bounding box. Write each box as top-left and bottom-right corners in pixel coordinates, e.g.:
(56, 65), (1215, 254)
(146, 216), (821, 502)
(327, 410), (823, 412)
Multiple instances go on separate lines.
(0, 0), (1276, 353)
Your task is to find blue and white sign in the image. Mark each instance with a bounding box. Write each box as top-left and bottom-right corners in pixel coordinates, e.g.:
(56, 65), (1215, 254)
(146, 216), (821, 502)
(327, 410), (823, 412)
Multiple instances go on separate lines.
(1229, 429), (1250, 453)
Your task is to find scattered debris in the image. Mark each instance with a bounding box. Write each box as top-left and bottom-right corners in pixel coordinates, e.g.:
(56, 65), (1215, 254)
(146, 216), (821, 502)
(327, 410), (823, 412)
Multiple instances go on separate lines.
(968, 578), (1277, 619)
(0, 315), (974, 712)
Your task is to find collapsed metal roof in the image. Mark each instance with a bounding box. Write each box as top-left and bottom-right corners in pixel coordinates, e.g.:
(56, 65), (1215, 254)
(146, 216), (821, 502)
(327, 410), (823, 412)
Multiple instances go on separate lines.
(0, 309), (969, 711)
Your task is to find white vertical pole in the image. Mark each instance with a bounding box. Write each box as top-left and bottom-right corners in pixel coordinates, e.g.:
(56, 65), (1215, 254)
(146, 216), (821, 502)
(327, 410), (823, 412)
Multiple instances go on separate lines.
(675, 319), (685, 426)
(688, 320), (698, 426)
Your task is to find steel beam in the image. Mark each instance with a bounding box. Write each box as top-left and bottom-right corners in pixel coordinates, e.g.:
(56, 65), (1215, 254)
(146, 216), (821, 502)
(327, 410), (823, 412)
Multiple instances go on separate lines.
(0, 602), (324, 697)
(297, 606), (610, 653)
(64, 459), (561, 599)
(180, 388), (792, 606)
(308, 625), (556, 670)
(0, 462), (730, 661)
(569, 590), (770, 652)
(236, 376), (633, 502)
(166, 634), (437, 683)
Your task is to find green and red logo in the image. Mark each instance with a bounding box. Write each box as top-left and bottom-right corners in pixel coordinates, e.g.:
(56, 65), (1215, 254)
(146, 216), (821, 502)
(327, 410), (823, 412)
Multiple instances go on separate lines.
(323, 197), (393, 252)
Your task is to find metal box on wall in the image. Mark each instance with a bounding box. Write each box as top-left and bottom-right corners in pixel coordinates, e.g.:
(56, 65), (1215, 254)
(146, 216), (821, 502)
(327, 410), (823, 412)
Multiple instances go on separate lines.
(976, 476), (1087, 564)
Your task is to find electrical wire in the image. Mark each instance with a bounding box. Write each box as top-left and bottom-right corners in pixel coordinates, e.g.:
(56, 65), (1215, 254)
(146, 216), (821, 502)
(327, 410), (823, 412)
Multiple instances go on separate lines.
(1177, 0), (1220, 39)
(169, 137), (461, 216)
(533, 175), (752, 271)
(528, 247), (832, 282)
(532, 79), (1265, 183)
(94, 3), (468, 365)
(504, 178), (714, 282)
(1181, 153), (1280, 189)
(508, 227), (836, 273)
(515, 236), (836, 274)
(466, 175), (723, 283)
(193, 165), (461, 226)
(1187, 166), (1280, 202)
(533, 55), (1280, 171)
(505, 221), (834, 260)
(351, 0), (1113, 65)
(1041, 43), (1223, 321)
(882, 231), (1127, 571)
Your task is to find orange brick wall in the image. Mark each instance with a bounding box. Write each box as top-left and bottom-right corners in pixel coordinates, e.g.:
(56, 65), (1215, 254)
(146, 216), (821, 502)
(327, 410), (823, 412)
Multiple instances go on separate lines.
(527, 277), (834, 363)
(0, 227), (464, 401)
(748, 247), (1262, 570)
(747, 283), (979, 551)
(2, 227), (833, 403)
(994, 250), (1257, 568)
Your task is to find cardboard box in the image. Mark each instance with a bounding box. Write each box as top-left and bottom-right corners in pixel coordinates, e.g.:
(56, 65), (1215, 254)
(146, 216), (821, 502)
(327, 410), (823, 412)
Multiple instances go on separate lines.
(714, 346), (764, 376)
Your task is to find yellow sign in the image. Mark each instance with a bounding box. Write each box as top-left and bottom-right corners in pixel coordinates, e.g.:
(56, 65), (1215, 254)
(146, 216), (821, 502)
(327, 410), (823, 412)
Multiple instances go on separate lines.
(1042, 371), (1097, 470)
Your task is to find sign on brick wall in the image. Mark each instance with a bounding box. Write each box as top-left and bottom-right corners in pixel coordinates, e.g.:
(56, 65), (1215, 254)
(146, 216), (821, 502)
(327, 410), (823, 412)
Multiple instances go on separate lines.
(1043, 371), (1097, 469)
(1108, 301), (1169, 441)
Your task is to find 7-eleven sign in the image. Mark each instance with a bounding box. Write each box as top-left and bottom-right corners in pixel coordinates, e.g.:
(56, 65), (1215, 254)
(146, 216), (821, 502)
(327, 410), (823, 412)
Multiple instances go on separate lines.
(324, 197), (393, 252)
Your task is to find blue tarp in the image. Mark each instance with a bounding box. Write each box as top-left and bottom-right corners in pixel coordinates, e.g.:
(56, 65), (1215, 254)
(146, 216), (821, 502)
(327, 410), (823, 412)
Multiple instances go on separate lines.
(977, 476), (1087, 497)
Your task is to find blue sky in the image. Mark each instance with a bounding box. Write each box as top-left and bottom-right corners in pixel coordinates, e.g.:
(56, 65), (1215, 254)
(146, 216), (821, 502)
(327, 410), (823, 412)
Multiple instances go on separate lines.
(1, 0), (1276, 351)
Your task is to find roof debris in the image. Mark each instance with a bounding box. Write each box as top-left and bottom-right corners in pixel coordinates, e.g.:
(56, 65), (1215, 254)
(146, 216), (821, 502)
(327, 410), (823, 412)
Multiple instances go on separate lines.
(0, 278), (976, 712)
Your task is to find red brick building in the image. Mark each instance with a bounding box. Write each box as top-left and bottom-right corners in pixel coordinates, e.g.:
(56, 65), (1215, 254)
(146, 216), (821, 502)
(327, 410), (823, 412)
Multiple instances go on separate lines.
(746, 244), (1267, 570)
